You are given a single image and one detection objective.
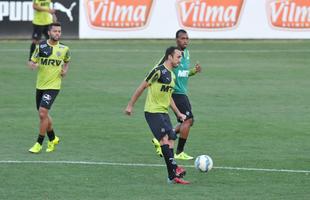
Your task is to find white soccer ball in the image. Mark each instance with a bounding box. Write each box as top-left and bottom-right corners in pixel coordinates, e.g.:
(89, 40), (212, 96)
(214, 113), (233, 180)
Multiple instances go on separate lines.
(194, 155), (213, 172)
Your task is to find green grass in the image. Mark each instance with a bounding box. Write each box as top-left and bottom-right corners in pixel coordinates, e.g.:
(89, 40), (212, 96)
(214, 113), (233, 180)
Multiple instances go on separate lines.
(0, 40), (309, 199)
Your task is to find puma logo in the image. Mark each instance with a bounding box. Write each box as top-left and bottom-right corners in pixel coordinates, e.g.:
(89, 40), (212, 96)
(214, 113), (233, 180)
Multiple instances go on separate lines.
(54, 2), (77, 21)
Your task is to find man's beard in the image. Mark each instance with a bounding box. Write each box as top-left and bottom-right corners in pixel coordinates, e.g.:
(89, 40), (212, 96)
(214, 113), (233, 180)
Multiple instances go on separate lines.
(50, 36), (59, 41)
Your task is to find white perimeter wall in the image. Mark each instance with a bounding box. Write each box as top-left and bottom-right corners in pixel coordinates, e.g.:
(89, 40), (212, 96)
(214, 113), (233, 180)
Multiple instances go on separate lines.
(79, 0), (310, 39)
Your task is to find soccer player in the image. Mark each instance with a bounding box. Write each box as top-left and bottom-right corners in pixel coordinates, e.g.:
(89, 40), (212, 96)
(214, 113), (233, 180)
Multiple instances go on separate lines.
(28, 22), (71, 153)
(29, 0), (57, 61)
(152, 29), (202, 160)
(125, 46), (190, 184)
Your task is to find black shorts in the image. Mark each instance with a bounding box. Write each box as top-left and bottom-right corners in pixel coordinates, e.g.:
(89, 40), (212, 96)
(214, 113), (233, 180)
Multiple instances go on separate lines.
(144, 112), (177, 141)
(36, 89), (59, 110)
(172, 93), (194, 123)
(32, 24), (50, 40)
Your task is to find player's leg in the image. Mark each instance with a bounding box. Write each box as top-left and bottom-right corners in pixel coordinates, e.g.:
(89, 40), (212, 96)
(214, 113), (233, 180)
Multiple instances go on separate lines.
(160, 136), (188, 184)
(46, 114), (60, 152)
(39, 107), (49, 137)
(41, 90), (60, 152)
(42, 25), (50, 40)
(47, 115), (54, 140)
(29, 90), (60, 153)
(159, 135), (177, 180)
(29, 25), (42, 61)
(46, 114), (59, 143)
(29, 107), (48, 153)
(164, 114), (188, 179)
(29, 89), (44, 153)
(173, 94), (194, 160)
(177, 118), (193, 152)
(174, 123), (181, 134)
(145, 112), (189, 184)
(159, 113), (189, 184)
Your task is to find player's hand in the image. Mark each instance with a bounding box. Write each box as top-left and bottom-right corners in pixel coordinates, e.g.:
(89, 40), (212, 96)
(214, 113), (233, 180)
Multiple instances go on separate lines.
(28, 61), (38, 70)
(194, 62), (202, 73)
(60, 69), (67, 77)
(177, 113), (187, 122)
(124, 105), (133, 116)
(49, 9), (56, 14)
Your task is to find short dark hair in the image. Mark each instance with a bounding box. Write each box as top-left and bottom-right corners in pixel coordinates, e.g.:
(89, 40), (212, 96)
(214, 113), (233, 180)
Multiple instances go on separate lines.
(164, 46), (180, 61)
(48, 22), (61, 31)
(176, 29), (187, 38)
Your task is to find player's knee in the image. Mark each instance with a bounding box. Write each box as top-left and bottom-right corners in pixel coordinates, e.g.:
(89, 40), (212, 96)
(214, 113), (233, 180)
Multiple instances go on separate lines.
(168, 141), (174, 149)
(38, 108), (48, 120)
(184, 118), (193, 127)
(160, 135), (169, 145)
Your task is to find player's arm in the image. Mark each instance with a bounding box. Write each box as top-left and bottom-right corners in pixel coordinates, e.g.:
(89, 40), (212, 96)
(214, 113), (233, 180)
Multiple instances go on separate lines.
(28, 44), (40, 70)
(61, 48), (71, 77)
(189, 62), (202, 76)
(170, 98), (186, 122)
(61, 62), (69, 77)
(33, 1), (55, 14)
(125, 67), (160, 115)
(124, 80), (149, 116)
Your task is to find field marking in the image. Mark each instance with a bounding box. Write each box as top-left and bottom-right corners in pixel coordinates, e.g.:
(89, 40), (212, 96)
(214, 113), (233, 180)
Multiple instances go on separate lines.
(1, 49), (310, 53)
(0, 160), (309, 174)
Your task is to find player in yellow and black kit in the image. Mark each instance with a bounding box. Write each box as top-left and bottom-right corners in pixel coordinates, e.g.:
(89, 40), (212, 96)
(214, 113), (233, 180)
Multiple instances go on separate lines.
(151, 29), (202, 160)
(28, 22), (70, 153)
(29, 0), (56, 61)
(125, 47), (190, 184)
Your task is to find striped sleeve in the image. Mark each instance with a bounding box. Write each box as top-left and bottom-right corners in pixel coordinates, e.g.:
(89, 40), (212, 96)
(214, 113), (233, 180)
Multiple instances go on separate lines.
(31, 45), (40, 63)
(64, 47), (71, 63)
(145, 67), (161, 84)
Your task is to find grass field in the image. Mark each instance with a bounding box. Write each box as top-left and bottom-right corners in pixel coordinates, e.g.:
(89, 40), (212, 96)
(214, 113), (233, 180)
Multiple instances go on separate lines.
(0, 39), (309, 200)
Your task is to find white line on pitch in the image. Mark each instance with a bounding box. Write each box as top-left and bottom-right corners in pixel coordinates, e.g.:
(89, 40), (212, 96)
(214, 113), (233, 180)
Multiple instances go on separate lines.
(0, 160), (309, 174)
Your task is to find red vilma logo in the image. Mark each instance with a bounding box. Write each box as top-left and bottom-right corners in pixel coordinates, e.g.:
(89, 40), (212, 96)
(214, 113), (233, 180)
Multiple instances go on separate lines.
(268, 0), (310, 29)
(85, 0), (153, 29)
(176, 0), (245, 29)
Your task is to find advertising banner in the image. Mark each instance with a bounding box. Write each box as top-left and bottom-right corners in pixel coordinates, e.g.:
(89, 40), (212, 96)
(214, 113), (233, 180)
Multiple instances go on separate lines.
(0, 0), (79, 39)
(1, 0), (310, 39)
(79, 0), (310, 39)
(176, 0), (245, 30)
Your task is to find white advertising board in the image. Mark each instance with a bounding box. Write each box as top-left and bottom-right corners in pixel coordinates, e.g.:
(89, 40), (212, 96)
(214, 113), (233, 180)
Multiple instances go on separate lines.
(79, 0), (310, 39)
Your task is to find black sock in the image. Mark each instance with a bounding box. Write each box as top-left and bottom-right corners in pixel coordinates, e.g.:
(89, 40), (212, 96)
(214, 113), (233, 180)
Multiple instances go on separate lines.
(47, 129), (55, 141)
(37, 134), (45, 145)
(170, 148), (178, 168)
(29, 43), (36, 61)
(176, 138), (187, 154)
(161, 144), (177, 180)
